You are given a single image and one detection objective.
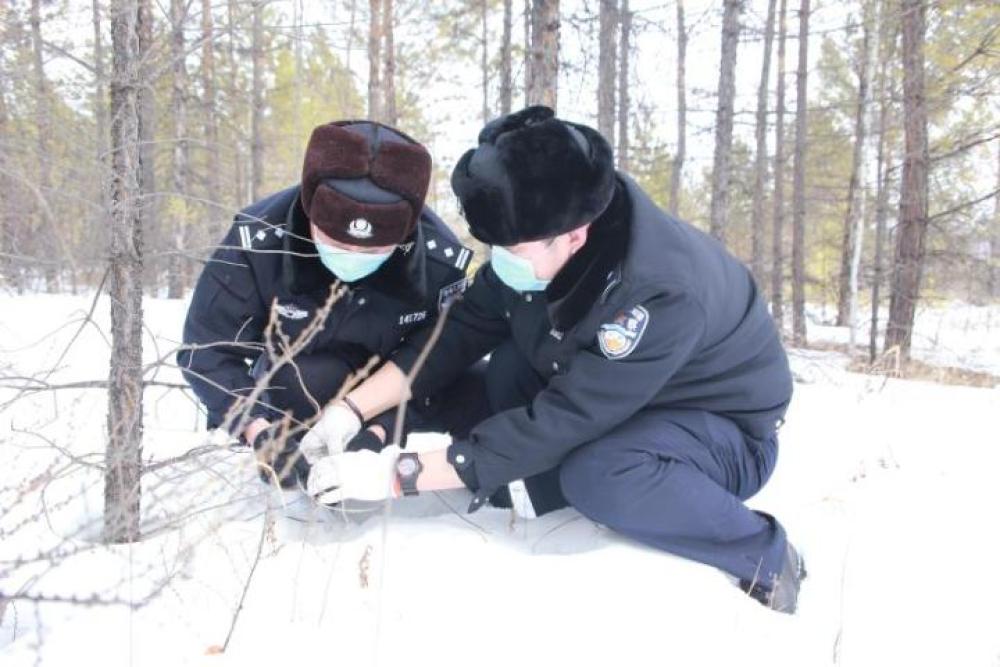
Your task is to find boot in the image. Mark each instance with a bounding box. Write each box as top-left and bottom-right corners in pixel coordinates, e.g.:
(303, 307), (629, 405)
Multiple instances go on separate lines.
(740, 541), (807, 614)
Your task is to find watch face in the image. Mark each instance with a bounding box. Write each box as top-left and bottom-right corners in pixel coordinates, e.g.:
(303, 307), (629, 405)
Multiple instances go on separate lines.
(397, 457), (419, 476)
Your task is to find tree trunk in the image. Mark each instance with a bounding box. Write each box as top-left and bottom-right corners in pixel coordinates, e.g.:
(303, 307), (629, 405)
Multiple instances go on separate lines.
(368, 0), (383, 121)
(168, 0), (189, 299)
(93, 0), (109, 176)
(847, 10), (875, 349)
(500, 0), (513, 115)
(346, 0), (356, 70)
(770, 0), (788, 331)
(250, 0), (264, 201)
(990, 139), (1000, 298)
(202, 0), (221, 237)
(226, 0), (244, 208)
(93, 0), (110, 287)
(869, 7), (895, 363)
(617, 0), (631, 171)
(526, 0), (559, 110)
(106, 0), (144, 545)
(382, 0), (397, 125)
(481, 0), (490, 124)
(885, 0), (929, 359)
(597, 0), (617, 142)
(523, 0), (530, 105)
(708, 0), (742, 244)
(837, 11), (873, 328)
(0, 21), (16, 292)
(137, 0), (156, 294)
(668, 0), (686, 216)
(31, 0), (57, 292)
(791, 0), (810, 346)
(750, 0), (778, 295)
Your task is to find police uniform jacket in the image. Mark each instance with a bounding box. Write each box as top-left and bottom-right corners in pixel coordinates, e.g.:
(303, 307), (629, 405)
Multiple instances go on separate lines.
(177, 185), (472, 434)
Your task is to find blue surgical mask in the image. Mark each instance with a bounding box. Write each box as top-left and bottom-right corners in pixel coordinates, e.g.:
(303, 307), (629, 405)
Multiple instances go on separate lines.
(490, 246), (550, 292)
(316, 242), (392, 282)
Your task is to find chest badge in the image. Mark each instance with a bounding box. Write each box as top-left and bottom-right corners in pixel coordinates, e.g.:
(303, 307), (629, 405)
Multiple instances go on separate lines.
(275, 302), (309, 320)
(597, 305), (649, 359)
(438, 277), (468, 311)
(347, 218), (373, 239)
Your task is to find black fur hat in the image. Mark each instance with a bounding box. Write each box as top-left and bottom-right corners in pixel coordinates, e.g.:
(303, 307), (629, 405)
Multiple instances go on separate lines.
(451, 106), (616, 246)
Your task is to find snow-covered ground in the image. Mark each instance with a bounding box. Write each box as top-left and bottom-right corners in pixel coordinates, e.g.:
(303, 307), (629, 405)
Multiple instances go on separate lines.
(1, 293), (999, 667)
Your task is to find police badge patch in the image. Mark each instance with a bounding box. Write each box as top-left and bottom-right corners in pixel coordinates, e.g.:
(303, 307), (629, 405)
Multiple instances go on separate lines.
(438, 278), (468, 311)
(597, 305), (650, 359)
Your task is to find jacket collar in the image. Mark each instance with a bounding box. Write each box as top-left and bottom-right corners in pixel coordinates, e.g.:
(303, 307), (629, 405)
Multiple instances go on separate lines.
(281, 187), (428, 304)
(544, 176), (631, 332)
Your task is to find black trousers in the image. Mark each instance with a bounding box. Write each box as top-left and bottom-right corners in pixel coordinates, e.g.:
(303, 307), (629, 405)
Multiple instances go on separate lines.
(475, 341), (789, 585)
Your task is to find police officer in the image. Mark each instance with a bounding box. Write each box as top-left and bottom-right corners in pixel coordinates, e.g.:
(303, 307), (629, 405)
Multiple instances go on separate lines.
(176, 120), (480, 489)
(304, 107), (805, 613)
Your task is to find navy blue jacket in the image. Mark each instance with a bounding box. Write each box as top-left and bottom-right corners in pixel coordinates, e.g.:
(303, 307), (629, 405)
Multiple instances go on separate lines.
(177, 185), (472, 435)
(391, 174), (793, 509)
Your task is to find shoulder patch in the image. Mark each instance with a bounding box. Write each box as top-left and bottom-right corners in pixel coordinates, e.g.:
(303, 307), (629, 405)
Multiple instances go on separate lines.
(438, 277), (469, 312)
(236, 221), (284, 250)
(424, 234), (473, 273)
(597, 305), (650, 360)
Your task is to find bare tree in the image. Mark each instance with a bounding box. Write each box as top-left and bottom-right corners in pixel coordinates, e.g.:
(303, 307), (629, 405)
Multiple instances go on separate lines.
(617, 0), (631, 171)
(991, 139), (1000, 298)
(709, 0), (743, 243)
(791, 0), (810, 346)
(168, 0), (189, 299)
(869, 0), (897, 362)
(500, 0), (513, 114)
(837, 6), (873, 328)
(382, 0), (397, 125)
(202, 0), (221, 235)
(771, 0), (788, 331)
(226, 0), (243, 207)
(846, 10), (876, 349)
(138, 0), (156, 289)
(106, 0), (144, 544)
(481, 0), (490, 124)
(30, 0), (56, 292)
(368, 0), (383, 121)
(526, 0), (559, 110)
(751, 0), (778, 294)
(668, 0), (686, 216)
(885, 0), (929, 358)
(251, 0), (264, 201)
(597, 0), (617, 142)
(0, 12), (14, 292)
(523, 0), (530, 105)
(93, 0), (109, 180)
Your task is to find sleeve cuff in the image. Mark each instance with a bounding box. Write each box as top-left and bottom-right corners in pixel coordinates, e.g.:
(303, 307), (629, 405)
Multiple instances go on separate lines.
(447, 440), (495, 513)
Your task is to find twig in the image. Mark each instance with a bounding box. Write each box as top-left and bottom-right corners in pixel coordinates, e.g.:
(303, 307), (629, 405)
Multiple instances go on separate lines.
(221, 510), (269, 652)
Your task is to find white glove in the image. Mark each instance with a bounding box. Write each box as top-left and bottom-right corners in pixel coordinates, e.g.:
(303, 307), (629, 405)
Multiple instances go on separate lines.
(299, 402), (362, 465)
(307, 445), (401, 504)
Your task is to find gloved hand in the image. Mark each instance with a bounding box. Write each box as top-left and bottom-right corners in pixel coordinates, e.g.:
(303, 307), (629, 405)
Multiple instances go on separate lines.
(251, 427), (309, 489)
(306, 445), (401, 504)
(299, 401), (362, 465)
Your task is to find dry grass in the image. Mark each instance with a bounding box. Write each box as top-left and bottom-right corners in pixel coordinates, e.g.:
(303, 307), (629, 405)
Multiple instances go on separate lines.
(803, 340), (1000, 388)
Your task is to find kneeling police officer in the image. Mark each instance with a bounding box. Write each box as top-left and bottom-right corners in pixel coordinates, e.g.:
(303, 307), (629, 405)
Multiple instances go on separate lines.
(177, 120), (480, 489)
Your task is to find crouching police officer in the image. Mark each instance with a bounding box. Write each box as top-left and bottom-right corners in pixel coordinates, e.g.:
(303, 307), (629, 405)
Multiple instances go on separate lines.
(304, 107), (805, 613)
(176, 120), (482, 490)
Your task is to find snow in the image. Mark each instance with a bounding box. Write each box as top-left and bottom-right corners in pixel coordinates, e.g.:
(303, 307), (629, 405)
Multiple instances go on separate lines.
(2, 292), (999, 666)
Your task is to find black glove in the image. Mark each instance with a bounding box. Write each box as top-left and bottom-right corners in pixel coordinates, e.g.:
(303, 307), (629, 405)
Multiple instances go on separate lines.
(344, 427), (387, 453)
(251, 427), (310, 489)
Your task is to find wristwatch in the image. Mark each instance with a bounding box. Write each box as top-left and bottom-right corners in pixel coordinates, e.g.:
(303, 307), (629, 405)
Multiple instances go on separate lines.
(395, 452), (423, 497)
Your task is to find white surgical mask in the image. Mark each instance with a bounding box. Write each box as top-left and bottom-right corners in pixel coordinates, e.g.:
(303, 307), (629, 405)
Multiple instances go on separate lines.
(316, 242), (392, 282)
